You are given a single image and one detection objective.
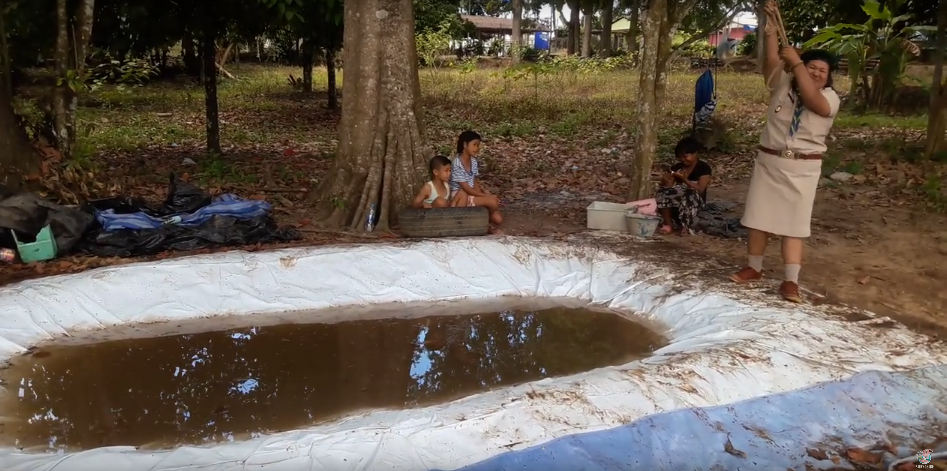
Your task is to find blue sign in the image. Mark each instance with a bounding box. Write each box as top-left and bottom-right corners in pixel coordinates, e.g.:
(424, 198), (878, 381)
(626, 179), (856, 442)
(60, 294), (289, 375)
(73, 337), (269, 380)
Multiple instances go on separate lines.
(534, 32), (550, 50)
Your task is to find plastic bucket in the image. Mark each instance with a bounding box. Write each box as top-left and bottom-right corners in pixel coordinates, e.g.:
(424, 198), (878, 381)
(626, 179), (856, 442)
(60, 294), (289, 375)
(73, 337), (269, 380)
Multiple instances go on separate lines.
(626, 212), (661, 237)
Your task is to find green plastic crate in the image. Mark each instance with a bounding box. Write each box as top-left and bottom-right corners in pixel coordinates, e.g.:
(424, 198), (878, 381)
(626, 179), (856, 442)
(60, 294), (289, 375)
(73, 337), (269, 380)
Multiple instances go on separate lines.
(12, 225), (58, 263)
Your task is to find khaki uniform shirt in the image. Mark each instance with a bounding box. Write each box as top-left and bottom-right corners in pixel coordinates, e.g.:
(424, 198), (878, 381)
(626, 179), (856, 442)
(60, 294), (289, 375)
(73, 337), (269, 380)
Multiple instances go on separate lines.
(759, 71), (841, 154)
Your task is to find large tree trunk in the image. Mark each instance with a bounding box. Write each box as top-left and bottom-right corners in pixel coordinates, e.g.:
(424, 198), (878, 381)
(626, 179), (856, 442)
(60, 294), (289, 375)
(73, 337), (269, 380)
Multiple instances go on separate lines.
(0, 9), (12, 99)
(629, 0), (697, 200)
(310, 0), (430, 231)
(50, 0), (94, 160)
(201, 21), (221, 154)
(326, 48), (339, 110)
(511, 0), (523, 63)
(654, 8), (674, 105)
(626, 3), (640, 57)
(600, 4), (613, 57)
(302, 39), (314, 93)
(0, 90), (41, 194)
(629, 0), (665, 201)
(581, 8), (593, 57)
(51, 0), (72, 157)
(929, 94), (947, 158)
(567, 1), (580, 54)
(73, 0), (95, 77)
(0, 7), (44, 194)
(924, 0), (946, 158)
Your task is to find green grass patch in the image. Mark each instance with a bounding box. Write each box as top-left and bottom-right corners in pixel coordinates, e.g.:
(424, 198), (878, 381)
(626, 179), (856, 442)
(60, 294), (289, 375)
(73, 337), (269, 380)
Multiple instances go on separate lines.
(834, 113), (927, 130)
(24, 63), (924, 165)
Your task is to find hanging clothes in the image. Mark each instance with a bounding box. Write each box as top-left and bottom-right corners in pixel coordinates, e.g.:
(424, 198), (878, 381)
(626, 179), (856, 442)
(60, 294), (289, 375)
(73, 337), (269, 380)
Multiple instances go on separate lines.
(693, 68), (716, 131)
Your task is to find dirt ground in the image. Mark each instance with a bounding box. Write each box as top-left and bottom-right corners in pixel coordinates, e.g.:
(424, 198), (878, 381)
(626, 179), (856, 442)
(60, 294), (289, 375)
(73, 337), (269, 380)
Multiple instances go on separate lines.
(496, 177), (947, 339)
(693, 179), (947, 337)
(3, 149), (946, 342)
(5, 64), (945, 341)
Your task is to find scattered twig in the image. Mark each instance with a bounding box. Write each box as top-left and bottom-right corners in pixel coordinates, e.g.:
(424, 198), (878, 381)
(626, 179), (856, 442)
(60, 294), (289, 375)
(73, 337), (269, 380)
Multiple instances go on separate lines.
(876, 301), (899, 311)
(724, 433), (747, 458)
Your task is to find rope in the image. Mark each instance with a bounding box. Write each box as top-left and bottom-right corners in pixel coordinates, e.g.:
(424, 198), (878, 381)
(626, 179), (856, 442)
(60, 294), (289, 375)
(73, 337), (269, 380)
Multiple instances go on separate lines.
(763, 3), (792, 93)
(773, 7), (790, 47)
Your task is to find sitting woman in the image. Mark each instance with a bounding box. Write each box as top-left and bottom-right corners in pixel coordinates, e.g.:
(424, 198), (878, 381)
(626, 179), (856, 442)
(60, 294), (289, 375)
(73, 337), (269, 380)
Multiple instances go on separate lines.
(655, 136), (712, 235)
(449, 130), (503, 229)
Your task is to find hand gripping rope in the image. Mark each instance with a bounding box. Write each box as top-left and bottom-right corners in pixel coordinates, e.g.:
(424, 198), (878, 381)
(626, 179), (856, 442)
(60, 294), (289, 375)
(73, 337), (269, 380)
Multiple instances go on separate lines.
(763, 2), (792, 92)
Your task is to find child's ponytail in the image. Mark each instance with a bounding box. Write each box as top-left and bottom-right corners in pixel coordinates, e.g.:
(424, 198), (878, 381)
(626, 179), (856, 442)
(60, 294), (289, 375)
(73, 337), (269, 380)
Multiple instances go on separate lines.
(456, 130), (481, 155)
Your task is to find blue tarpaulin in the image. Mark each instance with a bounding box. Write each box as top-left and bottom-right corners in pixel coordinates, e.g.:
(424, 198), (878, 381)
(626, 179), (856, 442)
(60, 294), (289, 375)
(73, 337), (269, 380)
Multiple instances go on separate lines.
(443, 366), (947, 471)
(95, 194), (272, 231)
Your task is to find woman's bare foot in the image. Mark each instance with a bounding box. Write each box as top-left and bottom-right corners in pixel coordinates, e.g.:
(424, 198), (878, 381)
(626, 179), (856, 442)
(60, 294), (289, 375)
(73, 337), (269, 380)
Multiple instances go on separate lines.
(658, 225), (673, 235)
(488, 225), (504, 235)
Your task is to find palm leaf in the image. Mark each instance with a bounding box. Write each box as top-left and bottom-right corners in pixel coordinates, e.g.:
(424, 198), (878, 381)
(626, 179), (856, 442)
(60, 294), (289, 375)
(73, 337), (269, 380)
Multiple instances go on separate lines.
(861, 0), (887, 20)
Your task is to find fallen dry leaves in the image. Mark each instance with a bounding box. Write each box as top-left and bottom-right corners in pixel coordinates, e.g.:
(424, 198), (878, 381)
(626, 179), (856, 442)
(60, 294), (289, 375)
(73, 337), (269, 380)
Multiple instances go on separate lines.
(3, 64), (945, 306)
(846, 447), (885, 465)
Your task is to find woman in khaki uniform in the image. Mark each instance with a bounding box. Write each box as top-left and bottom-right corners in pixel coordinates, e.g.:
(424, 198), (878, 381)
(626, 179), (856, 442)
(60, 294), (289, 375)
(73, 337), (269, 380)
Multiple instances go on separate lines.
(730, 0), (840, 303)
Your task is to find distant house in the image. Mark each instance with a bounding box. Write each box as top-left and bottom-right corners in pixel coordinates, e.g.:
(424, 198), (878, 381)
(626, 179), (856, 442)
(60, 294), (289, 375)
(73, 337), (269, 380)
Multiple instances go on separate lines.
(610, 17), (638, 51)
(708, 22), (755, 46)
(459, 15), (541, 55)
(460, 15), (541, 38)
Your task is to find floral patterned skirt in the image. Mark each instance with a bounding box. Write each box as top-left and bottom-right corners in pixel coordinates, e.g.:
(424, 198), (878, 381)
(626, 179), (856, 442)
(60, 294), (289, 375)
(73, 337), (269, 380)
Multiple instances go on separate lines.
(655, 185), (705, 231)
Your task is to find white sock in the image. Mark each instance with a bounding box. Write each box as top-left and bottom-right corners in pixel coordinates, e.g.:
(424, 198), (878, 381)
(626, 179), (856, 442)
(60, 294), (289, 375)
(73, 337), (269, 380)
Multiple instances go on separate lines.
(748, 255), (763, 272)
(784, 264), (801, 283)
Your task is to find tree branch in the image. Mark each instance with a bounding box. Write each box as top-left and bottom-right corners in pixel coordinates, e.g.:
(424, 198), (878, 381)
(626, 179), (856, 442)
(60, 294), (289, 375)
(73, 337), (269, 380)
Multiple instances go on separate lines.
(669, 3), (746, 63)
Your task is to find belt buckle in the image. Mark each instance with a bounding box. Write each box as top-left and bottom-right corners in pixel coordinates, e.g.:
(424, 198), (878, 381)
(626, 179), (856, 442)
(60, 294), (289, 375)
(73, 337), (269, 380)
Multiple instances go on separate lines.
(781, 150), (796, 160)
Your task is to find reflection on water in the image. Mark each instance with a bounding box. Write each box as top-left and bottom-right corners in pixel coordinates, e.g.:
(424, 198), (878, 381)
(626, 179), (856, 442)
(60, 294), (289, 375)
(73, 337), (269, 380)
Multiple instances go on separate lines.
(0, 305), (665, 452)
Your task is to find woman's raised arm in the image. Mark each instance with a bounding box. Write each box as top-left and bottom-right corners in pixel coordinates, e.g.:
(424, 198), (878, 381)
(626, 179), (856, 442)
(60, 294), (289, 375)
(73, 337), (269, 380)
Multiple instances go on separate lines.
(761, 2), (783, 90)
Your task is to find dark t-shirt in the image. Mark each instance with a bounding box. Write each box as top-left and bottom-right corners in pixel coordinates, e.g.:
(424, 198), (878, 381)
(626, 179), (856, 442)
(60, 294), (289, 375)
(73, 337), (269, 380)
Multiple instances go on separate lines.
(670, 160), (712, 200)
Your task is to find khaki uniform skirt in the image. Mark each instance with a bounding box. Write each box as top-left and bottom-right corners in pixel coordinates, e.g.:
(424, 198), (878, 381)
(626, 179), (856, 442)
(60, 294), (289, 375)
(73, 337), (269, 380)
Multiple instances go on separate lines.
(743, 70), (840, 239)
(741, 151), (822, 238)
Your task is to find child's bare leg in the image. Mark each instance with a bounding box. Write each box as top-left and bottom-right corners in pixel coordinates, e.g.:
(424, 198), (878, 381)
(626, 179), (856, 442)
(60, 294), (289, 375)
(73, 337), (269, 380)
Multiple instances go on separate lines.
(451, 190), (468, 207)
(471, 195), (502, 225)
(489, 210), (503, 225)
(658, 208), (674, 234)
(432, 198), (449, 208)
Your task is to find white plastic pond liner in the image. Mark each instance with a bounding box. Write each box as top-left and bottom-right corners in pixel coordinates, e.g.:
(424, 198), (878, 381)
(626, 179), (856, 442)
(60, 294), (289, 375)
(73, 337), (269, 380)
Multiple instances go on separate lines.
(0, 237), (945, 471)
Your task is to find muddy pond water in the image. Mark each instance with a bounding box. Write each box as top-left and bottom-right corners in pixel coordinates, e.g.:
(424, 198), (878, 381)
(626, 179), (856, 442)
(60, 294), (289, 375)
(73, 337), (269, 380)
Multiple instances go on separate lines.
(0, 301), (666, 452)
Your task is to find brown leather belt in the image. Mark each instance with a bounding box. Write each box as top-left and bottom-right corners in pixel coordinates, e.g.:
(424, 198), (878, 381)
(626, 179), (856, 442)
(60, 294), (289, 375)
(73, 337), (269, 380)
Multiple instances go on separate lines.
(758, 145), (822, 160)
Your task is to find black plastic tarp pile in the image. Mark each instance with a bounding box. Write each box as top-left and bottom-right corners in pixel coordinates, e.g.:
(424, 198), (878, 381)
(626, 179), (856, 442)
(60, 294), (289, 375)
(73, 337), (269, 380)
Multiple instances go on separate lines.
(0, 192), (94, 254)
(694, 201), (747, 239)
(0, 175), (301, 259)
